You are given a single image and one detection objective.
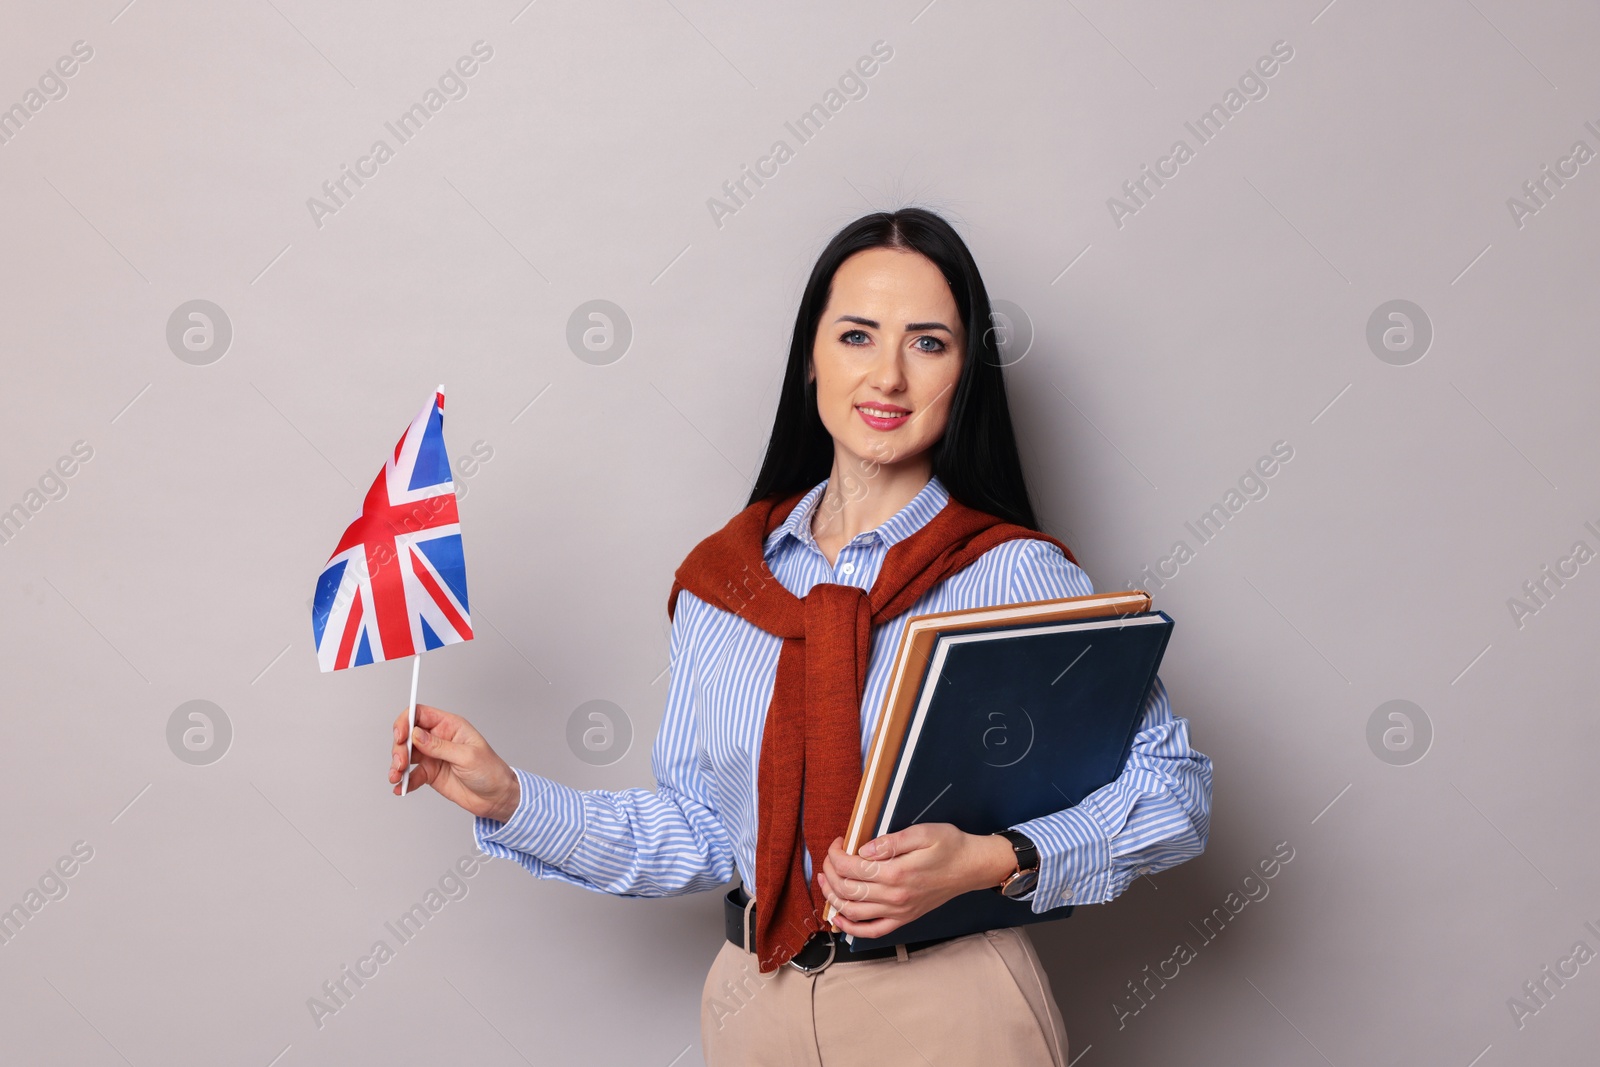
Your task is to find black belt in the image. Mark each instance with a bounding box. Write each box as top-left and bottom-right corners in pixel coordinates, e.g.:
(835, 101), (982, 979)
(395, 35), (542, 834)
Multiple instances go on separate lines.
(722, 885), (960, 973)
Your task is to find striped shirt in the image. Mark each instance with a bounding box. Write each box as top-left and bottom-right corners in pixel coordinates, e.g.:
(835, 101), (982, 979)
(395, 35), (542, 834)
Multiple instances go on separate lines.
(474, 474), (1213, 912)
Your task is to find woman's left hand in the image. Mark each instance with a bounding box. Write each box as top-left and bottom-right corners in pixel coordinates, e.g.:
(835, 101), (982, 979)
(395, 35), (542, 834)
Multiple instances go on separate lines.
(817, 825), (1018, 939)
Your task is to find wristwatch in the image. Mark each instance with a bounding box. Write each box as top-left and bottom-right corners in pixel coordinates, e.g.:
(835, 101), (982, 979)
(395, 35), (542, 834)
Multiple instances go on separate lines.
(992, 829), (1040, 899)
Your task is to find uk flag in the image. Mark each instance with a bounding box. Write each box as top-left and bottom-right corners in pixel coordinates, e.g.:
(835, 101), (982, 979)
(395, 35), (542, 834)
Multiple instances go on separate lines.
(313, 386), (472, 672)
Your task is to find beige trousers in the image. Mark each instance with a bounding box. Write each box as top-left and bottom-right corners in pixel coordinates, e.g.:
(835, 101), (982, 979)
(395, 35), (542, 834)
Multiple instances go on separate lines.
(700, 926), (1071, 1066)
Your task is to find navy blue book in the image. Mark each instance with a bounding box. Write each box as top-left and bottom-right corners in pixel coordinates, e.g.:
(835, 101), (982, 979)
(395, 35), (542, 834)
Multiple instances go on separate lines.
(833, 591), (1173, 950)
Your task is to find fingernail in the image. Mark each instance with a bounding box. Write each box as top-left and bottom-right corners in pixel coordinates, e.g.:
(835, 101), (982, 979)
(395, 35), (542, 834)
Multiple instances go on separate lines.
(412, 727), (426, 744)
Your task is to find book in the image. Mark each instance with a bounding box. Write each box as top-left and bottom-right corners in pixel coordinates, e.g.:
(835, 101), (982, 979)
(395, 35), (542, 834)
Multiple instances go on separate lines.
(828, 589), (1173, 949)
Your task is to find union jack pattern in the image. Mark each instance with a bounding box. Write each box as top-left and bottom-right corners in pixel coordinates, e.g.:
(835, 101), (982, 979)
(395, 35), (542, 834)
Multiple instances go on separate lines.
(313, 386), (472, 672)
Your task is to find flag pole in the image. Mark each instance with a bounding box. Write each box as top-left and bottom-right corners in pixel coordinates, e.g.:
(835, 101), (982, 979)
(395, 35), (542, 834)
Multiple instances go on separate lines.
(401, 654), (421, 796)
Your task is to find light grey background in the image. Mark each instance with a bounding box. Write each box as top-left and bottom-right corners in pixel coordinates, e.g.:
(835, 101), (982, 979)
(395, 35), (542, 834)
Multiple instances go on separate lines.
(2, 1), (1597, 1064)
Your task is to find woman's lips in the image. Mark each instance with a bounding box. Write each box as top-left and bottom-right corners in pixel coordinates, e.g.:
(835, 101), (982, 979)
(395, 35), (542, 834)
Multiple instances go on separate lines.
(856, 404), (910, 430)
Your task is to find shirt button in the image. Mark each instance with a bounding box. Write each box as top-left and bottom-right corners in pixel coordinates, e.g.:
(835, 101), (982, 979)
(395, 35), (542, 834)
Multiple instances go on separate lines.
(839, 561), (855, 575)
(1060, 889), (1073, 903)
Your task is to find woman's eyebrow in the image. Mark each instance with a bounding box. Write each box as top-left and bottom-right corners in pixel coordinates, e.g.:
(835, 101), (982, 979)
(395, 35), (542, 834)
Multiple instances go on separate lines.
(834, 315), (953, 332)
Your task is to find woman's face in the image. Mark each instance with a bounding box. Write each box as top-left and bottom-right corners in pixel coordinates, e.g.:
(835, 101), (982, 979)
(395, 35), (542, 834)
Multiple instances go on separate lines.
(808, 247), (966, 475)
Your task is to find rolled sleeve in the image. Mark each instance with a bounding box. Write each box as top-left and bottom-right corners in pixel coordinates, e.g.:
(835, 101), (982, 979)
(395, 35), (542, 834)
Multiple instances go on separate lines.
(1009, 676), (1213, 913)
(1010, 802), (1114, 909)
(474, 767), (586, 868)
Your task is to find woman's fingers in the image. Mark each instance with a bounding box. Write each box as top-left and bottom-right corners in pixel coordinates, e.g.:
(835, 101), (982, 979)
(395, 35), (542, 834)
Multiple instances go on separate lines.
(817, 871), (882, 919)
(414, 755), (441, 790)
(820, 872), (899, 932)
(396, 750), (445, 794)
(413, 702), (467, 738)
(817, 871), (839, 910)
(831, 911), (899, 939)
(819, 853), (870, 903)
(389, 731), (416, 782)
(394, 763), (426, 795)
(389, 743), (417, 784)
(825, 835), (890, 885)
(386, 705), (513, 819)
(392, 704), (451, 751)
(390, 706), (462, 780)
(411, 725), (471, 768)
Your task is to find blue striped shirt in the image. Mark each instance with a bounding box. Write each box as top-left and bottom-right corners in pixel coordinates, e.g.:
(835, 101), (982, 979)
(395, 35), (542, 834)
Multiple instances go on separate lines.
(474, 475), (1213, 912)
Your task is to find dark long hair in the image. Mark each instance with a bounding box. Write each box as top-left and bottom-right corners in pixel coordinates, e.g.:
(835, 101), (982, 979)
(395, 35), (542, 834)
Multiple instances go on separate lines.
(747, 207), (1041, 530)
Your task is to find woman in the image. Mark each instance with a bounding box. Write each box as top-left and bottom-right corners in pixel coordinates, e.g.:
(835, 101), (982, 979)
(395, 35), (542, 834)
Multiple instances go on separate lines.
(388, 208), (1213, 1065)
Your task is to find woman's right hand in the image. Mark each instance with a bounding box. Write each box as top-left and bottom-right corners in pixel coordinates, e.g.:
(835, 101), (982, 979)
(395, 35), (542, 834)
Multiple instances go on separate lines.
(389, 704), (521, 823)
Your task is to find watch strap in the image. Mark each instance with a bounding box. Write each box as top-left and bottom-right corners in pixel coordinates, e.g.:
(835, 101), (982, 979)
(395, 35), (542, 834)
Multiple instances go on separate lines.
(996, 829), (1038, 871)
(994, 829), (1039, 895)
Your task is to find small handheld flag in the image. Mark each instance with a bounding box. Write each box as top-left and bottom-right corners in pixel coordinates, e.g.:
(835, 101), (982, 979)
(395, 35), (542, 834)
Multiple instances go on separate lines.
(312, 385), (472, 794)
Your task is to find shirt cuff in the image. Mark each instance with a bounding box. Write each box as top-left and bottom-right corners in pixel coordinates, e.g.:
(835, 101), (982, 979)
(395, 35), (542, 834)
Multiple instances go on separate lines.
(1011, 791), (1120, 913)
(472, 766), (586, 866)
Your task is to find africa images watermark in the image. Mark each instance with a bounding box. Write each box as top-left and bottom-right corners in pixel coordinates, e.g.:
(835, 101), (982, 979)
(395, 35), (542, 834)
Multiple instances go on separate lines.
(0, 440), (95, 548)
(1113, 840), (1296, 1030)
(1106, 39), (1295, 229)
(1506, 917), (1600, 1031)
(0, 840), (95, 949)
(705, 954), (776, 1034)
(706, 40), (894, 230)
(305, 850), (492, 1030)
(1127, 440), (1294, 590)
(451, 439), (495, 502)
(1505, 518), (1600, 630)
(1505, 117), (1600, 231)
(0, 39), (95, 147)
(305, 41), (495, 230)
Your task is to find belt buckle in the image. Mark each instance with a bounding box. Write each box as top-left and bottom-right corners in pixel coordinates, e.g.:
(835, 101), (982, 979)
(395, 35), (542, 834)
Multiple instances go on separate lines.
(786, 931), (837, 975)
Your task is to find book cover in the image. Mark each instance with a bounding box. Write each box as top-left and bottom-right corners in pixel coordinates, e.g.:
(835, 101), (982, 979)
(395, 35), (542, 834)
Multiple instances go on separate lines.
(838, 606), (1173, 949)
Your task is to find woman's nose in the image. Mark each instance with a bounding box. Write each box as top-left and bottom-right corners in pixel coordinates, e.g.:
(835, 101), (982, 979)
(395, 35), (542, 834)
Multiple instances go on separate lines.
(868, 346), (907, 392)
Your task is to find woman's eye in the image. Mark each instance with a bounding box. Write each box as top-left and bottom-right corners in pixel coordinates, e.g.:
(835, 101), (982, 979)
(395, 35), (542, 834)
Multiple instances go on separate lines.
(913, 335), (946, 353)
(841, 329), (870, 345)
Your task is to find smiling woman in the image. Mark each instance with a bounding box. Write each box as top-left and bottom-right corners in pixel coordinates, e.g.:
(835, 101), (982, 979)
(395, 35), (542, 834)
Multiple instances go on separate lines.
(801, 246), (965, 558)
(390, 208), (1212, 1067)
(751, 209), (1040, 541)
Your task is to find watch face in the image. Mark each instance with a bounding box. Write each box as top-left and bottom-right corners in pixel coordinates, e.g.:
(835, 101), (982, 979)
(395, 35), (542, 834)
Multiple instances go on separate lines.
(1000, 869), (1039, 899)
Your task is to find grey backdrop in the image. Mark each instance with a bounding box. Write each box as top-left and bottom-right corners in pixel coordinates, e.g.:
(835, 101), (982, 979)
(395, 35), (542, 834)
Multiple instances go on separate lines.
(3, 1), (1597, 1064)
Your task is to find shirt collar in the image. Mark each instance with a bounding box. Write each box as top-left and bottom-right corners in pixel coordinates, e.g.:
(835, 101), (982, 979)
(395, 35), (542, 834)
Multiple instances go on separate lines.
(765, 474), (951, 556)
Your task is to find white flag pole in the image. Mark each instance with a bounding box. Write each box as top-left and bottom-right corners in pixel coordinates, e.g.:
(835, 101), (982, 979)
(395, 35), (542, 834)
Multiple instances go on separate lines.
(401, 654), (421, 796)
